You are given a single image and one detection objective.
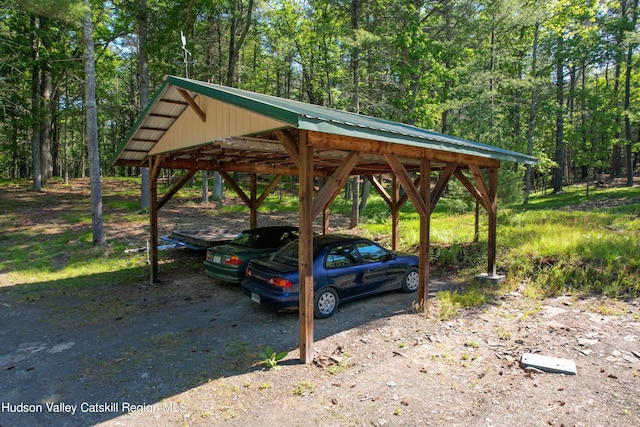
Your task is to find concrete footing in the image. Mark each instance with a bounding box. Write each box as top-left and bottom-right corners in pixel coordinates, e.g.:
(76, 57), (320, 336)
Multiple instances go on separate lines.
(475, 273), (505, 285)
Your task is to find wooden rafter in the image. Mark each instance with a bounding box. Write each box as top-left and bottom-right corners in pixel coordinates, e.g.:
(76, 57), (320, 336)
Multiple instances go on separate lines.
(177, 88), (206, 122)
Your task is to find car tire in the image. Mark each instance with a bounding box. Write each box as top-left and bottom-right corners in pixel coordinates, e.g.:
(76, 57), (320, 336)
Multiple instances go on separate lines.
(314, 287), (339, 318)
(401, 267), (419, 292)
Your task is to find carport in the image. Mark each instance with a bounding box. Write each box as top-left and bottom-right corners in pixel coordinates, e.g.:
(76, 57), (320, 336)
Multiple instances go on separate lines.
(113, 76), (537, 363)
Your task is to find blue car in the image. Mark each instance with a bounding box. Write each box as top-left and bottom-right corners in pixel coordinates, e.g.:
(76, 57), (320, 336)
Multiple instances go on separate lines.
(241, 234), (419, 318)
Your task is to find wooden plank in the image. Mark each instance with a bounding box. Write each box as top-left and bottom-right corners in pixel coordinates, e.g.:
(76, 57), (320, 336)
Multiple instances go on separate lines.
(454, 170), (488, 210)
(256, 174), (283, 207)
(311, 151), (360, 219)
(398, 175), (421, 209)
(307, 130), (500, 169)
(177, 88), (206, 122)
(384, 154), (429, 218)
(430, 162), (457, 214)
(298, 130), (314, 364)
(157, 169), (196, 210)
(161, 157), (305, 176)
(469, 165), (493, 215)
(365, 174), (392, 207)
(219, 170), (251, 206)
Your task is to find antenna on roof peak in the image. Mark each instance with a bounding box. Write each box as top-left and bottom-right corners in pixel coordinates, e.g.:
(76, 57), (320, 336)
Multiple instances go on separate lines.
(180, 31), (191, 78)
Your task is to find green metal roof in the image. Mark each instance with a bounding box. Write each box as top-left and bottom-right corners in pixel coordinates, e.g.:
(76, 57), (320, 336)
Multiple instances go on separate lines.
(113, 75), (538, 166)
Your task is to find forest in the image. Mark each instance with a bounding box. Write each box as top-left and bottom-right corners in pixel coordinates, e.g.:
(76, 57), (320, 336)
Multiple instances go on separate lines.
(0, 0), (639, 197)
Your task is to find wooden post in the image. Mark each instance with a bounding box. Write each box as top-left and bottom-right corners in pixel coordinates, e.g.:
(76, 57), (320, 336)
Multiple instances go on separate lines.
(418, 159), (430, 311)
(249, 173), (257, 229)
(487, 167), (498, 276)
(298, 130), (314, 364)
(322, 178), (330, 234)
(148, 156), (162, 283)
(391, 175), (399, 251)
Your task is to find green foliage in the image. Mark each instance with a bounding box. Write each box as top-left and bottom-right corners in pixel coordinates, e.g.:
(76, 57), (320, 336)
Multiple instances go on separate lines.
(258, 345), (288, 371)
(435, 284), (491, 321)
(2, 0), (637, 186)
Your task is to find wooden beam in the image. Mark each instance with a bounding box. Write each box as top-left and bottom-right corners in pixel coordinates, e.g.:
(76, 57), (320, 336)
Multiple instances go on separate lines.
(149, 154), (164, 180)
(177, 88), (206, 122)
(256, 174), (283, 207)
(311, 151), (360, 219)
(418, 158), (431, 312)
(487, 167), (498, 276)
(307, 130), (500, 169)
(159, 157), (305, 176)
(158, 169), (197, 210)
(398, 175), (421, 208)
(148, 156), (163, 283)
(384, 154), (429, 218)
(391, 175), (400, 250)
(320, 177), (330, 234)
(274, 129), (300, 167)
(298, 130), (314, 364)
(219, 170), (251, 206)
(249, 174), (257, 229)
(429, 162), (457, 213)
(365, 174), (392, 207)
(365, 174), (401, 249)
(469, 165), (493, 215)
(454, 170), (490, 212)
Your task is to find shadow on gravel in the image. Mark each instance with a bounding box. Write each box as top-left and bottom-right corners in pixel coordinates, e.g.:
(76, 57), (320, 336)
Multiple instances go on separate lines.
(0, 250), (446, 426)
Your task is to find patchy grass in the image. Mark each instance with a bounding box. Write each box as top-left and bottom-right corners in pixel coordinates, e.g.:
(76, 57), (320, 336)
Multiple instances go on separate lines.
(2, 177), (638, 311)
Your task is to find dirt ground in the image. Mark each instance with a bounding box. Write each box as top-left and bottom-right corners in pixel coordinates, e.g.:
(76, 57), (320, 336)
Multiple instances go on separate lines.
(1, 180), (639, 427)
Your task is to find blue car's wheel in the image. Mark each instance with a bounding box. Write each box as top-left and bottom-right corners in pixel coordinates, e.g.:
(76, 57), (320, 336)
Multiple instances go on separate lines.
(402, 267), (419, 292)
(314, 287), (339, 318)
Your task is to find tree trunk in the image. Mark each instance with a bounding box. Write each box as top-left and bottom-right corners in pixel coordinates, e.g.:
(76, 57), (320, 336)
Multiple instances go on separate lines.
(524, 22), (539, 204)
(63, 79), (69, 184)
(351, 0), (360, 114)
(212, 172), (223, 200)
(40, 67), (52, 185)
(31, 14), (42, 192)
(350, 175), (359, 229)
(226, 0), (254, 87)
(359, 179), (370, 212)
(624, 0), (638, 186)
(553, 36), (565, 194)
(82, 0), (105, 246)
(202, 170), (209, 203)
(138, 0), (151, 210)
